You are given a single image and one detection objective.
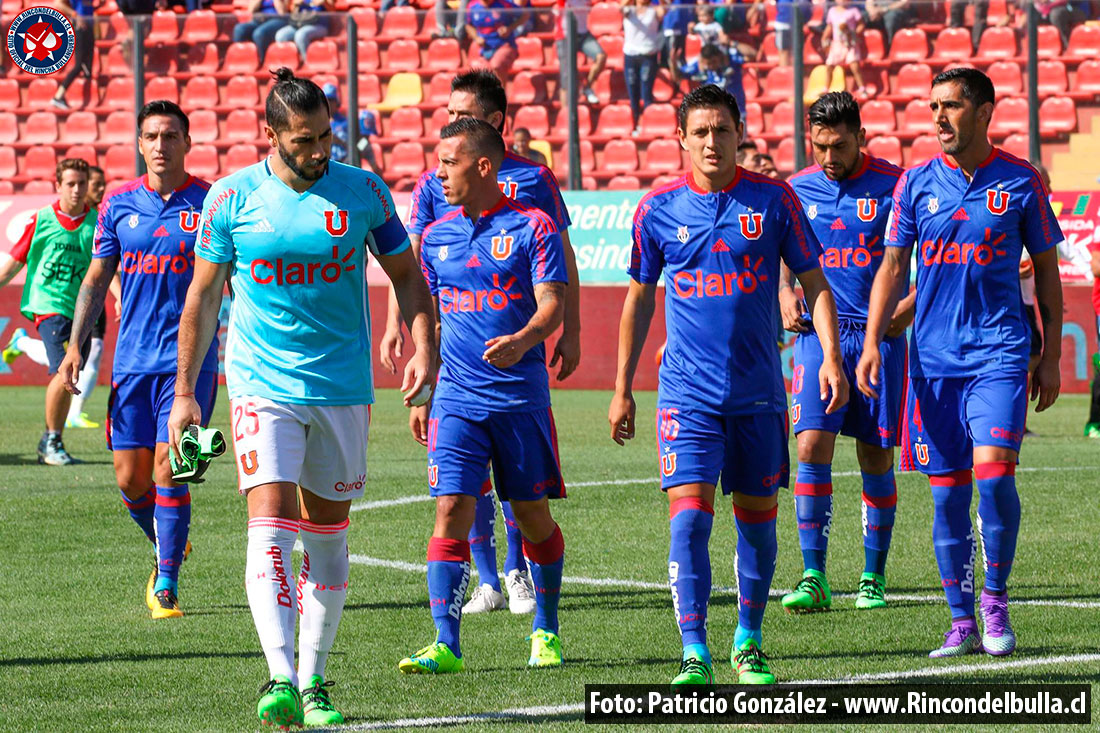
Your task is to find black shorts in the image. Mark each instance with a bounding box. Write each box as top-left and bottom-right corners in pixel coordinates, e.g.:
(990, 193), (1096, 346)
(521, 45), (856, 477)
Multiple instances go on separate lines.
(36, 315), (91, 375)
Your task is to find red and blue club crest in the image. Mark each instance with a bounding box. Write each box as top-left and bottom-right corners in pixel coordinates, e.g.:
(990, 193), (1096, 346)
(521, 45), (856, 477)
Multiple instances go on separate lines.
(6, 7), (75, 76)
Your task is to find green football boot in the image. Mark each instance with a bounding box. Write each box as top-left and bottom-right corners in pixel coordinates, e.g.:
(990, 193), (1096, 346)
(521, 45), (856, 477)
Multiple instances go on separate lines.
(398, 642), (464, 674)
(855, 572), (887, 610)
(732, 639), (776, 685)
(527, 628), (563, 667)
(257, 675), (303, 730)
(671, 655), (714, 685)
(301, 676), (343, 727)
(781, 569), (832, 612)
(169, 425), (226, 483)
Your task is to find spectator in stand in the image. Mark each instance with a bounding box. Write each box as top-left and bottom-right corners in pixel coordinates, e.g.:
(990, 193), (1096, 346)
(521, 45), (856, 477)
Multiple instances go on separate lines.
(717, 0), (764, 37)
(621, 0), (665, 136)
(380, 0), (411, 16)
(693, 3), (728, 47)
(512, 127), (548, 166)
(323, 84), (380, 173)
(1028, 0), (1087, 46)
(434, 0), (468, 38)
(660, 0), (692, 77)
(50, 0), (96, 111)
(823, 0), (869, 98)
(467, 0), (530, 82)
(676, 42), (757, 117)
(234, 0), (291, 57)
(774, 0), (814, 66)
(557, 0), (607, 106)
(949, 0), (1002, 49)
(274, 0), (334, 60)
(864, 0), (912, 47)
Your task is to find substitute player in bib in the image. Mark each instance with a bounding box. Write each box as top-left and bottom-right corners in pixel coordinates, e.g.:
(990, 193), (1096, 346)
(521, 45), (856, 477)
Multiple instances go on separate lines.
(399, 118), (568, 674)
(169, 70), (436, 728)
(609, 85), (847, 685)
(856, 68), (1063, 658)
(780, 92), (911, 612)
(383, 69), (581, 616)
(0, 158), (94, 465)
(60, 102), (217, 620)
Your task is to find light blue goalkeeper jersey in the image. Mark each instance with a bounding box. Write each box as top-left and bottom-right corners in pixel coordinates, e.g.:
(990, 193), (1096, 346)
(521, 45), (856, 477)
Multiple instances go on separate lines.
(196, 159), (409, 404)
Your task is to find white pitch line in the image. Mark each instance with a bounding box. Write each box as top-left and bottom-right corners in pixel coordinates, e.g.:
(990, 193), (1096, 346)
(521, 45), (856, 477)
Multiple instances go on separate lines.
(351, 495), (434, 512)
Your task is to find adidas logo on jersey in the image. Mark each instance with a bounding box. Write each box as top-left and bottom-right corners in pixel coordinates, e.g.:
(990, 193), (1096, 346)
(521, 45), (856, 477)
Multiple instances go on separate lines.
(466, 254), (482, 268)
(153, 225), (170, 237)
(830, 218), (846, 230)
(247, 218), (275, 233)
(711, 238), (730, 253)
(952, 207), (969, 221)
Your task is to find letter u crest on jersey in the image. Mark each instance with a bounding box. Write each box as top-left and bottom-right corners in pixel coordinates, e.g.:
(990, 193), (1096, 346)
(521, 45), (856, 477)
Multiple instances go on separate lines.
(986, 189), (1010, 215)
(491, 233), (514, 260)
(856, 198), (877, 222)
(325, 210), (349, 236)
(791, 404), (801, 425)
(179, 211), (200, 233)
(739, 213), (763, 240)
(914, 442), (930, 466)
(660, 451), (678, 478)
(428, 463), (439, 488)
(498, 180), (518, 198)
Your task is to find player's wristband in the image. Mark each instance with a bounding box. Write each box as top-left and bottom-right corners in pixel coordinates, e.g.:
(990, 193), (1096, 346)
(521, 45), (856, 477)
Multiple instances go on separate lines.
(175, 392), (194, 397)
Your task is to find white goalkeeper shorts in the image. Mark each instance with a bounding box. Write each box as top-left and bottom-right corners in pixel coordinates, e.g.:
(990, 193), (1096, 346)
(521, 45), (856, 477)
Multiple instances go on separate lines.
(229, 396), (370, 502)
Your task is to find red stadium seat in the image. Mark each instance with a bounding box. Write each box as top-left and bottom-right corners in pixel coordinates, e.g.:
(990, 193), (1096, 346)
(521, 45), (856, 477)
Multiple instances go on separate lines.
(0, 80), (19, 109)
(1038, 96), (1076, 134)
(181, 75), (219, 110)
(425, 37), (462, 72)
(102, 110), (136, 144)
(224, 75), (260, 107)
(226, 109), (260, 142)
(0, 147), (16, 178)
(64, 145), (98, 168)
(0, 181), (12, 195)
(774, 138), (796, 173)
(894, 63), (932, 98)
(359, 73), (383, 104)
(745, 102), (764, 138)
(23, 112), (59, 144)
(865, 135), (902, 166)
(0, 113), (15, 145)
(388, 107), (424, 138)
(147, 10), (179, 42)
(26, 78), (58, 109)
(595, 104), (634, 138)
(24, 179), (56, 194)
(265, 42), (300, 72)
(388, 142), (427, 177)
(861, 100), (896, 134)
(1001, 133), (1029, 159)
(986, 61), (1022, 97)
(607, 175), (641, 190)
(358, 41), (381, 70)
(305, 40), (339, 73)
(1076, 59), (1100, 94)
(147, 44), (180, 75)
(513, 105), (550, 138)
(514, 36), (548, 70)
(350, 7), (378, 38)
(595, 33), (623, 68)
(591, 67), (628, 104)
(23, 146), (58, 179)
(602, 139), (638, 172)
(552, 104), (593, 136)
(105, 145), (136, 180)
(146, 76), (179, 104)
(386, 39), (422, 71)
(989, 96), (1028, 137)
(638, 102), (676, 138)
(901, 98), (930, 134)
(62, 78), (97, 109)
(225, 144), (260, 172)
(426, 72), (452, 105)
(761, 66), (794, 100)
(186, 43), (220, 75)
(61, 111), (98, 144)
(587, 2), (622, 36)
(380, 5), (419, 37)
(975, 26), (1017, 59)
(101, 45), (128, 76)
(510, 71), (547, 104)
(1036, 60), (1067, 95)
(933, 27), (973, 59)
(889, 28), (929, 61)
(1036, 24), (1062, 58)
(771, 101), (795, 138)
(909, 136), (942, 164)
(101, 77), (135, 110)
(863, 28), (886, 61)
(188, 144), (220, 179)
(224, 42), (260, 74)
(181, 9), (218, 43)
(651, 174), (681, 188)
(188, 109), (219, 143)
(429, 106), (449, 131)
(644, 139), (683, 173)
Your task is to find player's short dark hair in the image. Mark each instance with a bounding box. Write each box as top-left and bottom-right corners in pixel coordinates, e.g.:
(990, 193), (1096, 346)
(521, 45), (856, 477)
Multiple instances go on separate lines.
(932, 67), (996, 109)
(266, 67), (330, 132)
(441, 117), (506, 167)
(678, 84), (741, 132)
(807, 91), (862, 132)
(700, 43), (725, 61)
(88, 165), (104, 178)
(757, 153), (775, 164)
(736, 141), (758, 164)
(451, 70), (508, 133)
(137, 100), (189, 138)
(56, 157), (89, 184)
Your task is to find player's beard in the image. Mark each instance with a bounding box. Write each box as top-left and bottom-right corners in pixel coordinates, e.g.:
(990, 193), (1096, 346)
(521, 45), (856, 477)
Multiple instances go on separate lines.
(277, 141), (327, 182)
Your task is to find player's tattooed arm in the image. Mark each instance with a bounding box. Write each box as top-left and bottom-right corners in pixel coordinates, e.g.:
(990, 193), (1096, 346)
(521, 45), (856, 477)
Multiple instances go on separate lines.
(778, 260), (809, 333)
(1031, 246), (1063, 412)
(609, 280), (657, 444)
(483, 281), (566, 370)
(857, 244), (911, 398)
(59, 255), (119, 394)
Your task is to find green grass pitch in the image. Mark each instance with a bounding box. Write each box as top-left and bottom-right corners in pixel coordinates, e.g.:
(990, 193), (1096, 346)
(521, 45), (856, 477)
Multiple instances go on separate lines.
(0, 386), (1097, 732)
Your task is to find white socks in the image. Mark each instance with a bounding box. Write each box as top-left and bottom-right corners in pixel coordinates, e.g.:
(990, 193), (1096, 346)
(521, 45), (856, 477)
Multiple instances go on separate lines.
(297, 519), (350, 683)
(246, 517), (300, 685)
(17, 335), (48, 367)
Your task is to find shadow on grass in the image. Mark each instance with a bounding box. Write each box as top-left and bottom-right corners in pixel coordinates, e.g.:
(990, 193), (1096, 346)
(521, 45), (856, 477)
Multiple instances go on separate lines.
(0, 649), (260, 667)
(0, 453), (114, 466)
(320, 709), (585, 731)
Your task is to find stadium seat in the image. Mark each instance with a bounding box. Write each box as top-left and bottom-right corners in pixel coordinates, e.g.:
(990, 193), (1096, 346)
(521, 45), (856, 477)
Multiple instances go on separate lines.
(305, 40), (340, 73)
(426, 72), (453, 105)
(187, 109), (218, 144)
(552, 104), (593, 136)
(358, 40), (381, 70)
(774, 137), (796, 173)
(24, 179), (56, 194)
(514, 36), (548, 70)
(771, 101), (795, 138)
(26, 78), (58, 109)
(181, 76), (219, 110)
(226, 109), (260, 142)
(388, 141), (427, 177)
(429, 106), (450, 131)
(901, 98), (930, 134)
(0, 113), (16, 145)
(147, 10), (179, 42)
(513, 105), (550, 138)
(181, 9), (218, 43)
(587, 2), (622, 36)
(644, 139), (683, 173)
(986, 61), (1022, 97)
(651, 174), (681, 188)
(595, 104), (634, 138)
(976, 26), (1017, 59)
(861, 100), (896, 135)
(638, 103), (676, 138)
(761, 66), (794, 101)
(380, 5), (419, 37)
(1036, 60), (1068, 95)
(64, 145), (98, 167)
(224, 75), (260, 107)
(908, 134), (941, 164)
(933, 27), (973, 59)
(989, 96), (1028, 137)
(104, 145), (135, 180)
(607, 175), (641, 190)
(102, 110), (136, 144)
(0, 181), (11, 195)
(225, 144), (260, 172)
(23, 112), (59, 144)
(744, 102), (764, 138)
(805, 65), (845, 104)
(866, 135), (902, 165)
(188, 144), (220, 179)
(1001, 133), (1029, 159)
(863, 28), (886, 60)
(61, 111), (98, 145)
(597, 33), (623, 68)
(1038, 96), (1076, 134)
(1076, 59), (1100, 95)
(894, 63), (932, 98)
(224, 42), (260, 74)
(186, 43), (221, 75)
(528, 139), (553, 168)
(1036, 24), (1062, 58)
(386, 39), (422, 71)
(0, 147), (16, 179)
(62, 78), (97, 109)
(889, 28), (929, 61)
(101, 45), (129, 76)
(358, 73), (383, 105)
(265, 42), (300, 72)
(146, 77), (179, 104)
(146, 44), (179, 76)
(0, 80), (18, 109)
(349, 7), (378, 37)
(372, 72), (422, 111)
(23, 146), (57, 179)
(425, 37), (462, 72)
(388, 107), (424, 138)
(510, 71), (547, 104)
(602, 139), (638, 172)
(101, 77), (136, 110)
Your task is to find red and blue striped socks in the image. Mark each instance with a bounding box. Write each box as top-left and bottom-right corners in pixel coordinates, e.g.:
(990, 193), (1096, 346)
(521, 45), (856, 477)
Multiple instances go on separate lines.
(794, 462), (833, 573)
(523, 524), (564, 634)
(427, 537), (471, 656)
(975, 461), (1020, 593)
(930, 470), (977, 620)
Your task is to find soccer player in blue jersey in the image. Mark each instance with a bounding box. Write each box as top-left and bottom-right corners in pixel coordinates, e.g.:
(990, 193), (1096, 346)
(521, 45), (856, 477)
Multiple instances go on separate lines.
(58, 102), (214, 619)
(168, 70), (436, 728)
(779, 92), (912, 613)
(857, 68), (1064, 659)
(609, 85), (847, 685)
(382, 69), (581, 617)
(398, 117), (568, 675)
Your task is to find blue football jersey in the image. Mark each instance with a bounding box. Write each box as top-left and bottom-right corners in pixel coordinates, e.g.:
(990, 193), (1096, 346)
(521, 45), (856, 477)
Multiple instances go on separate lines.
(788, 154), (903, 321)
(407, 152), (571, 238)
(93, 176), (219, 376)
(197, 160), (409, 404)
(886, 148), (1062, 378)
(630, 170), (823, 415)
(420, 196), (568, 411)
